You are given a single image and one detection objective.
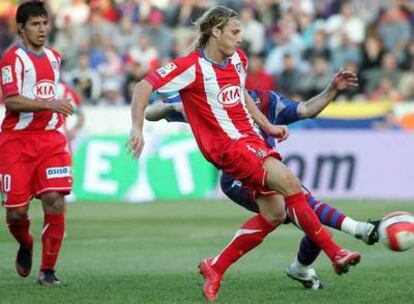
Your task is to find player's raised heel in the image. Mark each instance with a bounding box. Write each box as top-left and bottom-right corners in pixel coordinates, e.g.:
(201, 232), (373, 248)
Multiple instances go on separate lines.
(333, 249), (361, 275)
(199, 257), (222, 301)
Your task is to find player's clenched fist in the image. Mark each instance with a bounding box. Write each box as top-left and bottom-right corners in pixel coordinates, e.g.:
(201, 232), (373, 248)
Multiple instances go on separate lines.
(127, 128), (145, 159)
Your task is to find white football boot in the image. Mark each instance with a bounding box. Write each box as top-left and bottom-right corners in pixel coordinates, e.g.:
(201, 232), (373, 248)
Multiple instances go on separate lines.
(355, 220), (380, 245)
(286, 263), (323, 290)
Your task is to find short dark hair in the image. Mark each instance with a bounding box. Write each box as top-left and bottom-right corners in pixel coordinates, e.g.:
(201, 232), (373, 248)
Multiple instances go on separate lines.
(16, 0), (48, 27)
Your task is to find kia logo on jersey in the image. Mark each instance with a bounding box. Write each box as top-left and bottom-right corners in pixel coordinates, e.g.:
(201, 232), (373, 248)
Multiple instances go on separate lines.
(32, 80), (56, 101)
(217, 85), (241, 107)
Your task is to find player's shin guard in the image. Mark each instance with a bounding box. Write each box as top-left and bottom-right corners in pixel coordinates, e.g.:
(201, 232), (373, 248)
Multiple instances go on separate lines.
(41, 213), (65, 271)
(297, 236), (321, 266)
(7, 215), (32, 248)
(211, 214), (276, 276)
(286, 192), (339, 260)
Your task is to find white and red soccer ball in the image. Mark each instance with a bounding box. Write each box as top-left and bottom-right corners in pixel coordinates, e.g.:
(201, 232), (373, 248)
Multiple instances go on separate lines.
(378, 211), (414, 251)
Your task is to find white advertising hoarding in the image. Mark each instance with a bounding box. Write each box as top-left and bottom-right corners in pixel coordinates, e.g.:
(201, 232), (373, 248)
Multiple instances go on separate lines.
(277, 131), (414, 199)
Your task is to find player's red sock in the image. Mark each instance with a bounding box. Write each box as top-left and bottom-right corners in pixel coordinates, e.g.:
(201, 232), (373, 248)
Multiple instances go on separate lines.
(211, 214), (276, 276)
(40, 213), (65, 271)
(286, 192), (340, 260)
(7, 215), (32, 248)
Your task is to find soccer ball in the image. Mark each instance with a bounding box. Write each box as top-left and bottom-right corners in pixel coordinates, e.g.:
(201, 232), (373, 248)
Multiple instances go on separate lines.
(378, 211), (414, 251)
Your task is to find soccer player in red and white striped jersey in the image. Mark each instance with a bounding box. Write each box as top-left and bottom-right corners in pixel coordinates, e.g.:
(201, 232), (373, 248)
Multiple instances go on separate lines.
(0, 1), (74, 286)
(128, 6), (361, 301)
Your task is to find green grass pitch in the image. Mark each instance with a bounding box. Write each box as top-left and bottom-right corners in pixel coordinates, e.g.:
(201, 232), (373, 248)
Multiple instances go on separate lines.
(0, 200), (413, 304)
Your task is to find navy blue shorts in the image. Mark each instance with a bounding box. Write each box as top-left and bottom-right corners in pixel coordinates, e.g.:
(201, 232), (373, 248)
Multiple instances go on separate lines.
(220, 172), (259, 213)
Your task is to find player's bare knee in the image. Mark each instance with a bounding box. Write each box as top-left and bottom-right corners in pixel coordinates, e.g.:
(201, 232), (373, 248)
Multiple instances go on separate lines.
(6, 206), (28, 221)
(271, 211), (287, 226)
(261, 208), (286, 226)
(41, 192), (65, 213)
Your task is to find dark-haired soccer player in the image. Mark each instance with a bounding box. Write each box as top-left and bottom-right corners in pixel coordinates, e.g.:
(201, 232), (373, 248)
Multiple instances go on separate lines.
(0, 1), (74, 286)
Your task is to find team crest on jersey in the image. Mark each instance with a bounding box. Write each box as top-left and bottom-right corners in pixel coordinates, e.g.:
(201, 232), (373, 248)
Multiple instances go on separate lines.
(33, 80), (56, 101)
(257, 149), (265, 159)
(1, 66), (13, 84)
(157, 62), (177, 78)
(236, 63), (242, 73)
(217, 84), (241, 107)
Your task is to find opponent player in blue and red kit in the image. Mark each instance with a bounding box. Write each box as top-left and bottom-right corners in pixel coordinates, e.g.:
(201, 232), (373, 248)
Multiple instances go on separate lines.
(0, 1), (74, 286)
(128, 6), (361, 301)
(145, 69), (380, 290)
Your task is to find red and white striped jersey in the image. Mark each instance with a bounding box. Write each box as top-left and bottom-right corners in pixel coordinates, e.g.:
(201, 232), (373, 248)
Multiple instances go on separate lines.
(0, 44), (63, 131)
(56, 82), (81, 110)
(146, 49), (261, 163)
(56, 82), (82, 134)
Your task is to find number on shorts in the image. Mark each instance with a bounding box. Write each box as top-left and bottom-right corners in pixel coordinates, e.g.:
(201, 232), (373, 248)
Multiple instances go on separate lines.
(0, 174), (11, 192)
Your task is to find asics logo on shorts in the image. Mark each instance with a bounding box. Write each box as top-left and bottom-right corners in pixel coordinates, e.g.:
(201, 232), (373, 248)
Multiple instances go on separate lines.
(46, 166), (71, 179)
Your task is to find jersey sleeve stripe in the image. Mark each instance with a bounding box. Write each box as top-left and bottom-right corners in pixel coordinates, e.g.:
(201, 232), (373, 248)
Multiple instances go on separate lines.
(156, 64), (196, 95)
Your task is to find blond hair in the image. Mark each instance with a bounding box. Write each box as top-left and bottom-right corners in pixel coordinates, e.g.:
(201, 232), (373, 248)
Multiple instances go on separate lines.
(192, 6), (239, 50)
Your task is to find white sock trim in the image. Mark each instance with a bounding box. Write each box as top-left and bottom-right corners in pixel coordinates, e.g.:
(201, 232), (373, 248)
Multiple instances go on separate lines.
(292, 256), (310, 271)
(340, 217), (358, 236)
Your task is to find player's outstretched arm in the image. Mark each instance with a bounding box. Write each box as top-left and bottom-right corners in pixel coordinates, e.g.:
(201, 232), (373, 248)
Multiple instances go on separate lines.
(128, 79), (153, 158)
(245, 90), (289, 142)
(298, 69), (358, 119)
(5, 95), (74, 116)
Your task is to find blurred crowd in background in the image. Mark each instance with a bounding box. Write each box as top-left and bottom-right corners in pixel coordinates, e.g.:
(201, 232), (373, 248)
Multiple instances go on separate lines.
(0, 0), (413, 106)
